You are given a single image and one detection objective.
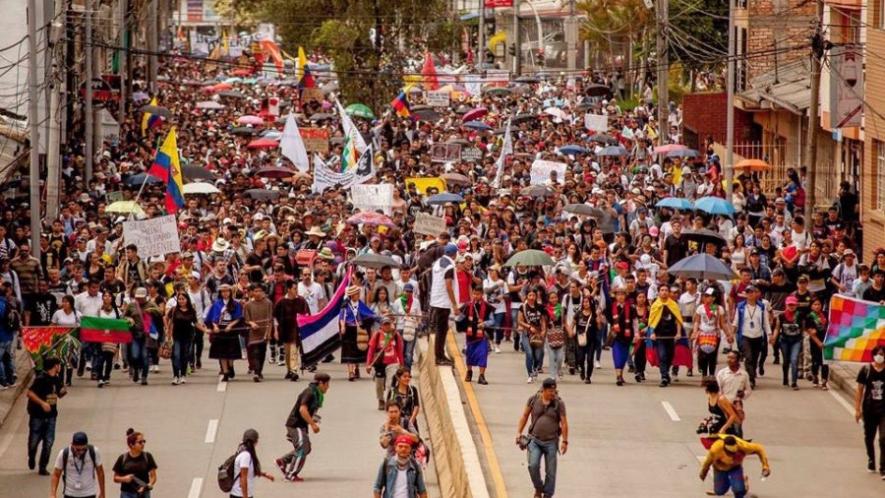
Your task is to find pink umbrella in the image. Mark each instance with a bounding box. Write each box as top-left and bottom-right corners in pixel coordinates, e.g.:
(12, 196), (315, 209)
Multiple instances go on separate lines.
(654, 143), (687, 155)
(237, 115), (264, 126)
(246, 138), (280, 149)
(347, 211), (395, 227)
(462, 107), (488, 122)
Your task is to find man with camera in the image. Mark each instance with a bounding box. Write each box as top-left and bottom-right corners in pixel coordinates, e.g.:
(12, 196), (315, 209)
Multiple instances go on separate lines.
(515, 378), (569, 498)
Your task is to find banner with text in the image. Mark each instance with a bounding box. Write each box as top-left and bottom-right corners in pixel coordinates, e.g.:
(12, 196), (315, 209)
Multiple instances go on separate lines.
(414, 213), (447, 236)
(300, 127), (330, 153)
(584, 113), (608, 133)
(352, 184), (394, 215)
(123, 215), (181, 258)
(530, 159), (567, 185)
(427, 90), (451, 108)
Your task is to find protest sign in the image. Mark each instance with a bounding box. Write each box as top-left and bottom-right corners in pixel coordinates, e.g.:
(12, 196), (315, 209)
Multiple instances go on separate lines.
(530, 159), (567, 185)
(461, 147), (483, 163)
(352, 184), (394, 215)
(430, 143), (461, 163)
(405, 177), (446, 195)
(414, 213), (447, 237)
(427, 90), (451, 108)
(123, 215), (181, 258)
(584, 113), (608, 133)
(300, 127), (330, 153)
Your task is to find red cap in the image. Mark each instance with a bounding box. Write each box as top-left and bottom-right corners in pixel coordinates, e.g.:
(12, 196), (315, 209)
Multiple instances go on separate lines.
(395, 435), (414, 447)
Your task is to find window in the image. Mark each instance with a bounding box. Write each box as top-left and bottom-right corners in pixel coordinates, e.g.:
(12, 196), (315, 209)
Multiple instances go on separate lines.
(877, 140), (885, 210)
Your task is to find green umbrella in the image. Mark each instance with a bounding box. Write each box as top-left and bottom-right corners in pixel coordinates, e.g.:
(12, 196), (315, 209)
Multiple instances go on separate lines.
(503, 249), (555, 267)
(345, 103), (376, 120)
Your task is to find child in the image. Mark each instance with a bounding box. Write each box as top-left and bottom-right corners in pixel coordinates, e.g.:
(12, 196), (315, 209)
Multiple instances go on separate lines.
(852, 265), (872, 300)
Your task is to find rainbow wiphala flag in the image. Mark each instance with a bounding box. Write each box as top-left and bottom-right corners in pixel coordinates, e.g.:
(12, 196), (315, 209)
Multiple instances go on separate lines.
(825, 295), (885, 362)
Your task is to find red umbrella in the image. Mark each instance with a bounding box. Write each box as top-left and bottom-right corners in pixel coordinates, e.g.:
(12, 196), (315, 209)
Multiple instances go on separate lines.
(462, 107), (488, 122)
(232, 69), (252, 77)
(254, 166), (299, 178)
(347, 211), (395, 227)
(246, 138), (280, 149)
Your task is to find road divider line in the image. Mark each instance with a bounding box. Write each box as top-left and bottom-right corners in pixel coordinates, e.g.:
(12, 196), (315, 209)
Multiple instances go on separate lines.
(205, 419), (219, 444)
(661, 401), (681, 421)
(216, 381), (227, 392)
(187, 477), (203, 498)
(828, 388), (855, 415)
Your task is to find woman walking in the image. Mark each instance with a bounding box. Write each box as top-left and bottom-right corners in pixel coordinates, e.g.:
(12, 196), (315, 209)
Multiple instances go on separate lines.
(167, 292), (197, 385)
(51, 295), (79, 386)
(806, 298), (830, 390)
(574, 292), (600, 384)
(855, 345), (885, 477)
(545, 292), (566, 379)
(518, 288), (547, 384)
(692, 288), (728, 384)
(339, 285), (374, 381)
(387, 368), (420, 433)
(230, 429), (274, 498)
(607, 287), (635, 386)
(112, 428), (157, 498)
(633, 292), (651, 383)
(205, 284), (244, 382)
(771, 295), (803, 390)
(95, 291), (121, 387)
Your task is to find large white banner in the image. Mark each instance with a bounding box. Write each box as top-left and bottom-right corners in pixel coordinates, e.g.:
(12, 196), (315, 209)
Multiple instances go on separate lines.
(414, 213), (447, 237)
(123, 215), (181, 258)
(427, 90), (451, 108)
(530, 159), (567, 185)
(584, 113), (608, 133)
(352, 184), (394, 215)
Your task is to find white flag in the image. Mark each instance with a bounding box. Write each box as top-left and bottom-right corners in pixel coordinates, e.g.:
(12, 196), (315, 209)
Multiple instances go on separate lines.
(334, 98), (368, 154)
(353, 144), (375, 185)
(280, 114), (310, 171)
(491, 119), (512, 188)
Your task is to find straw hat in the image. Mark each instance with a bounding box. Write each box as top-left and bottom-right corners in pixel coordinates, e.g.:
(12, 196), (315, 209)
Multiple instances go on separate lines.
(212, 238), (230, 252)
(346, 285), (361, 297)
(305, 226), (326, 237)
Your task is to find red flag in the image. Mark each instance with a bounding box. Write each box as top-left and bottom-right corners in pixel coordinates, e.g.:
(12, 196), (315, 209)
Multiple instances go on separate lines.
(422, 51), (439, 91)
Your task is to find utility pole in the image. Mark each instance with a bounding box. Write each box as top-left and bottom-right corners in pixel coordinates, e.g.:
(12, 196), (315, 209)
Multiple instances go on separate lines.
(119, 0), (128, 119)
(513, 0), (521, 75)
(27, 0), (41, 250)
(85, 0), (94, 180)
(148, 0), (158, 92)
(804, 2), (824, 222)
(656, 0), (669, 144)
(566, 0), (577, 71)
(725, 0), (735, 199)
(46, 0), (64, 221)
(478, 0), (485, 67)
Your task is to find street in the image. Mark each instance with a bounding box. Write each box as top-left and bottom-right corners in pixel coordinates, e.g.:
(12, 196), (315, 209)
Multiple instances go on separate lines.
(0, 359), (437, 497)
(466, 338), (884, 498)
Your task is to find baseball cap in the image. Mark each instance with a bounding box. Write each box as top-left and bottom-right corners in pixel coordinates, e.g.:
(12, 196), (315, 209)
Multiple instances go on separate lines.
(72, 432), (88, 445)
(444, 243), (458, 255)
(745, 285), (759, 293)
(785, 295), (799, 306)
(541, 377), (557, 389)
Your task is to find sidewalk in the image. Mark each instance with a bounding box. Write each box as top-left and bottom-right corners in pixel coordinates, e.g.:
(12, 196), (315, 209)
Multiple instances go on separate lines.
(0, 349), (32, 428)
(828, 360), (862, 399)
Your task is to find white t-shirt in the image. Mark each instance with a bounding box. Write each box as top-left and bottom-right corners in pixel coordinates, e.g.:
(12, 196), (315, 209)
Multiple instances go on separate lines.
(54, 445), (103, 497)
(393, 467), (410, 498)
(75, 292), (103, 318)
(430, 255), (456, 309)
(298, 281), (324, 314)
(51, 309), (80, 327)
(230, 450), (256, 498)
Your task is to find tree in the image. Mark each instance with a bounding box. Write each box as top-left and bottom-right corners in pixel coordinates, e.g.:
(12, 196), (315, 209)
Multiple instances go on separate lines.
(240, 0), (461, 110)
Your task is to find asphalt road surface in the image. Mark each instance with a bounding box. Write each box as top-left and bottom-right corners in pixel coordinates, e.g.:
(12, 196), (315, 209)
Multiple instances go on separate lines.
(0, 356), (438, 497)
(466, 337), (884, 498)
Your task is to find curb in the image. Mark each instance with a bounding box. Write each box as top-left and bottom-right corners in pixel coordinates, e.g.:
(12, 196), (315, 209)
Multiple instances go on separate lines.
(826, 361), (858, 400)
(0, 351), (34, 428)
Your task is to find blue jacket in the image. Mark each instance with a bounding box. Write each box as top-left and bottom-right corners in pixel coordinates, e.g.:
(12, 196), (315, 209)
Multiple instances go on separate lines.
(204, 298), (243, 327)
(372, 456), (426, 498)
(735, 300), (768, 344)
(0, 298), (11, 342)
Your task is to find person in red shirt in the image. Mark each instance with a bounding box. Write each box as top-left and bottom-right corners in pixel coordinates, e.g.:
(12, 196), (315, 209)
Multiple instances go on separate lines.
(366, 315), (404, 411)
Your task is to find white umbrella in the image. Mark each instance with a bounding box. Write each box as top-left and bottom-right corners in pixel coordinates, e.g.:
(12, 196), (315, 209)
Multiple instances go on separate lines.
(196, 101), (225, 110)
(183, 182), (221, 195)
(544, 107), (566, 121)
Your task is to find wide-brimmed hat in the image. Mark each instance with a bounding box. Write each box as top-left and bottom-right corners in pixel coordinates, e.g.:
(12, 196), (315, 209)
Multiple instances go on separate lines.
(212, 238), (230, 252)
(317, 247), (335, 260)
(305, 226), (326, 237)
(346, 285), (361, 297)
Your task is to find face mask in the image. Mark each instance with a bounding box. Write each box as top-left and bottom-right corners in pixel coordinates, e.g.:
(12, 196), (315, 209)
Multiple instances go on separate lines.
(875, 354), (885, 365)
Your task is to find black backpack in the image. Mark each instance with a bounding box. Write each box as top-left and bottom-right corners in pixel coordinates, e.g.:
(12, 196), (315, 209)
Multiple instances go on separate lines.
(217, 452), (240, 492)
(62, 445), (96, 491)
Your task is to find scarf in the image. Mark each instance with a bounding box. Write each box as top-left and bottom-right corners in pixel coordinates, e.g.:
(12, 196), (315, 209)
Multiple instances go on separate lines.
(399, 294), (413, 312)
(648, 298), (683, 328)
(311, 383), (324, 409)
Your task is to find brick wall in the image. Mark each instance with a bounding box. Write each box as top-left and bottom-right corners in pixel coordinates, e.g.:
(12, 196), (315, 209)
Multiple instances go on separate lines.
(862, 25), (885, 261)
(746, 0), (815, 81)
(682, 92), (755, 145)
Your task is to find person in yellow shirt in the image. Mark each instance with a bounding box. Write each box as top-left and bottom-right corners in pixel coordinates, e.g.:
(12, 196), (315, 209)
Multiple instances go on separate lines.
(700, 435), (770, 498)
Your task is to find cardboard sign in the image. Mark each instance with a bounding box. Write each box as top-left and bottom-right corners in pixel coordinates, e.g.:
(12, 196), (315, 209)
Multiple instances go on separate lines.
(106, 191), (124, 203)
(584, 113), (608, 133)
(414, 212), (447, 237)
(460, 147), (482, 163)
(431, 143), (461, 163)
(530, 159), (567, 185)
(300, 127), (330, 153)
(123, 215), (181, 258)
(405, 177), (447, 195)
(351, 184), (394, 215)
(427, 90), (451, 108)
(302, 88), (324, 104)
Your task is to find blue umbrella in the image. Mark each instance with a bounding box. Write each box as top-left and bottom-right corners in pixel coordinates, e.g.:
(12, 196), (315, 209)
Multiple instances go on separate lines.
(655, 197), (693, 210)
(124, 172), (162, 187)
(463, 121), (493, 132)
(261, 130), (282, 140)
(559, 144), (589, 155)
(666, 148), (700, 158)
(668, 253), (736, 281)
(427, 193), (463, 205)
(694, 196), (735, 216)
(597, 145), (628, 157)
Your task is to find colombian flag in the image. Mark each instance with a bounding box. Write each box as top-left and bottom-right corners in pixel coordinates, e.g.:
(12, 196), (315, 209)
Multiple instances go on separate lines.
(298, 64), (316, 89)
(141, 97), (163, 136)
(391, 92), (410, 118)
(297, 46), (308, 81)
(148, 127), (186, 214)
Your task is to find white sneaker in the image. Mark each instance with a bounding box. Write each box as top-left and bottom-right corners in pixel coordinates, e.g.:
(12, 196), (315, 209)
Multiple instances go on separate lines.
(151, 365), (159, 373)
(180, 376), (186, 384)
(171, 377), (179, 385)
(595, 360), (602, 369)
(494, 345), (501, 354)
(527, 376), (534, 384)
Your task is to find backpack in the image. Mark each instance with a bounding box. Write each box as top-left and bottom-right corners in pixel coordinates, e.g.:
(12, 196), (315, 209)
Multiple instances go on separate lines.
(62, 445), (96, 492)
(217, 452), (240, 492)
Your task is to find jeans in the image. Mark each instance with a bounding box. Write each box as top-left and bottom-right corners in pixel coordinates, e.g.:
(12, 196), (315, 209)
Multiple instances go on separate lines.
(809, 343), (829, 383)
(491, 312), (505, 344)
(93, 349), (115, 382)
(27, 416), (56, 470)
(172, 338), (192, 378)
(403, 339), (416, 369)
(779, 336), (802, 385)
(521, 333), (544, 377)
(713, 466), (746, 497)
(281, 426), (311, 479)
(0, 340), (14, 385)
(575, 330), (597, 379)
(430, 306), (451, 362)
(740, 336), (765, 386)
(527, 438), (558, 497)
(656, 339), (675, 382)
(594, 324), (605, 361)
(862, 411), (885, 471)
(129, 337), (149, 381)
(546, 344), (565, 378)
(190, 331), (204, 366)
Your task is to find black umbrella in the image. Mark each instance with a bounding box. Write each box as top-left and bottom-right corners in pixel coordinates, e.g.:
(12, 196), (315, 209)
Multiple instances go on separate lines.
(412, 107), (442, 122)
(309, 113), (334, 121)
(585, 84), (612, 97)
(218, 91), (246, 99)
(515, 75), (541, 84)
(512, 113), (538, 125)
(682, 228), (726, 247)
(589, 134), (618, 145)
(140, 105), (170, 117)
(182, 164), (217, 181)
(352, 253), (401, 269)
(668, 254), (735, 281)
(245, 189), (281, 201)
(231, 126), (258, 136)
(521, 185), (554, 198)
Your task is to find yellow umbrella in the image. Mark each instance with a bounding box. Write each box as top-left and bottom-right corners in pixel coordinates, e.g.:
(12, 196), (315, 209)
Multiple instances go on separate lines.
(106, 200), (145, 216)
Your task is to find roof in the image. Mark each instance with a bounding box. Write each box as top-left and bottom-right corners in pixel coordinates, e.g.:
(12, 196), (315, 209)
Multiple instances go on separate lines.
(737, 59), (811, 115)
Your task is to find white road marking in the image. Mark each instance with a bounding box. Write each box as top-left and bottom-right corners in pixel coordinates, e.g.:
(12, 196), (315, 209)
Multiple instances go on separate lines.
(205, 419), (219, 444)
(187, 478), (203, 498)
(828, 388), (855, 415)
(661, 401), (681, 421)
(216, 381), (227, 392)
